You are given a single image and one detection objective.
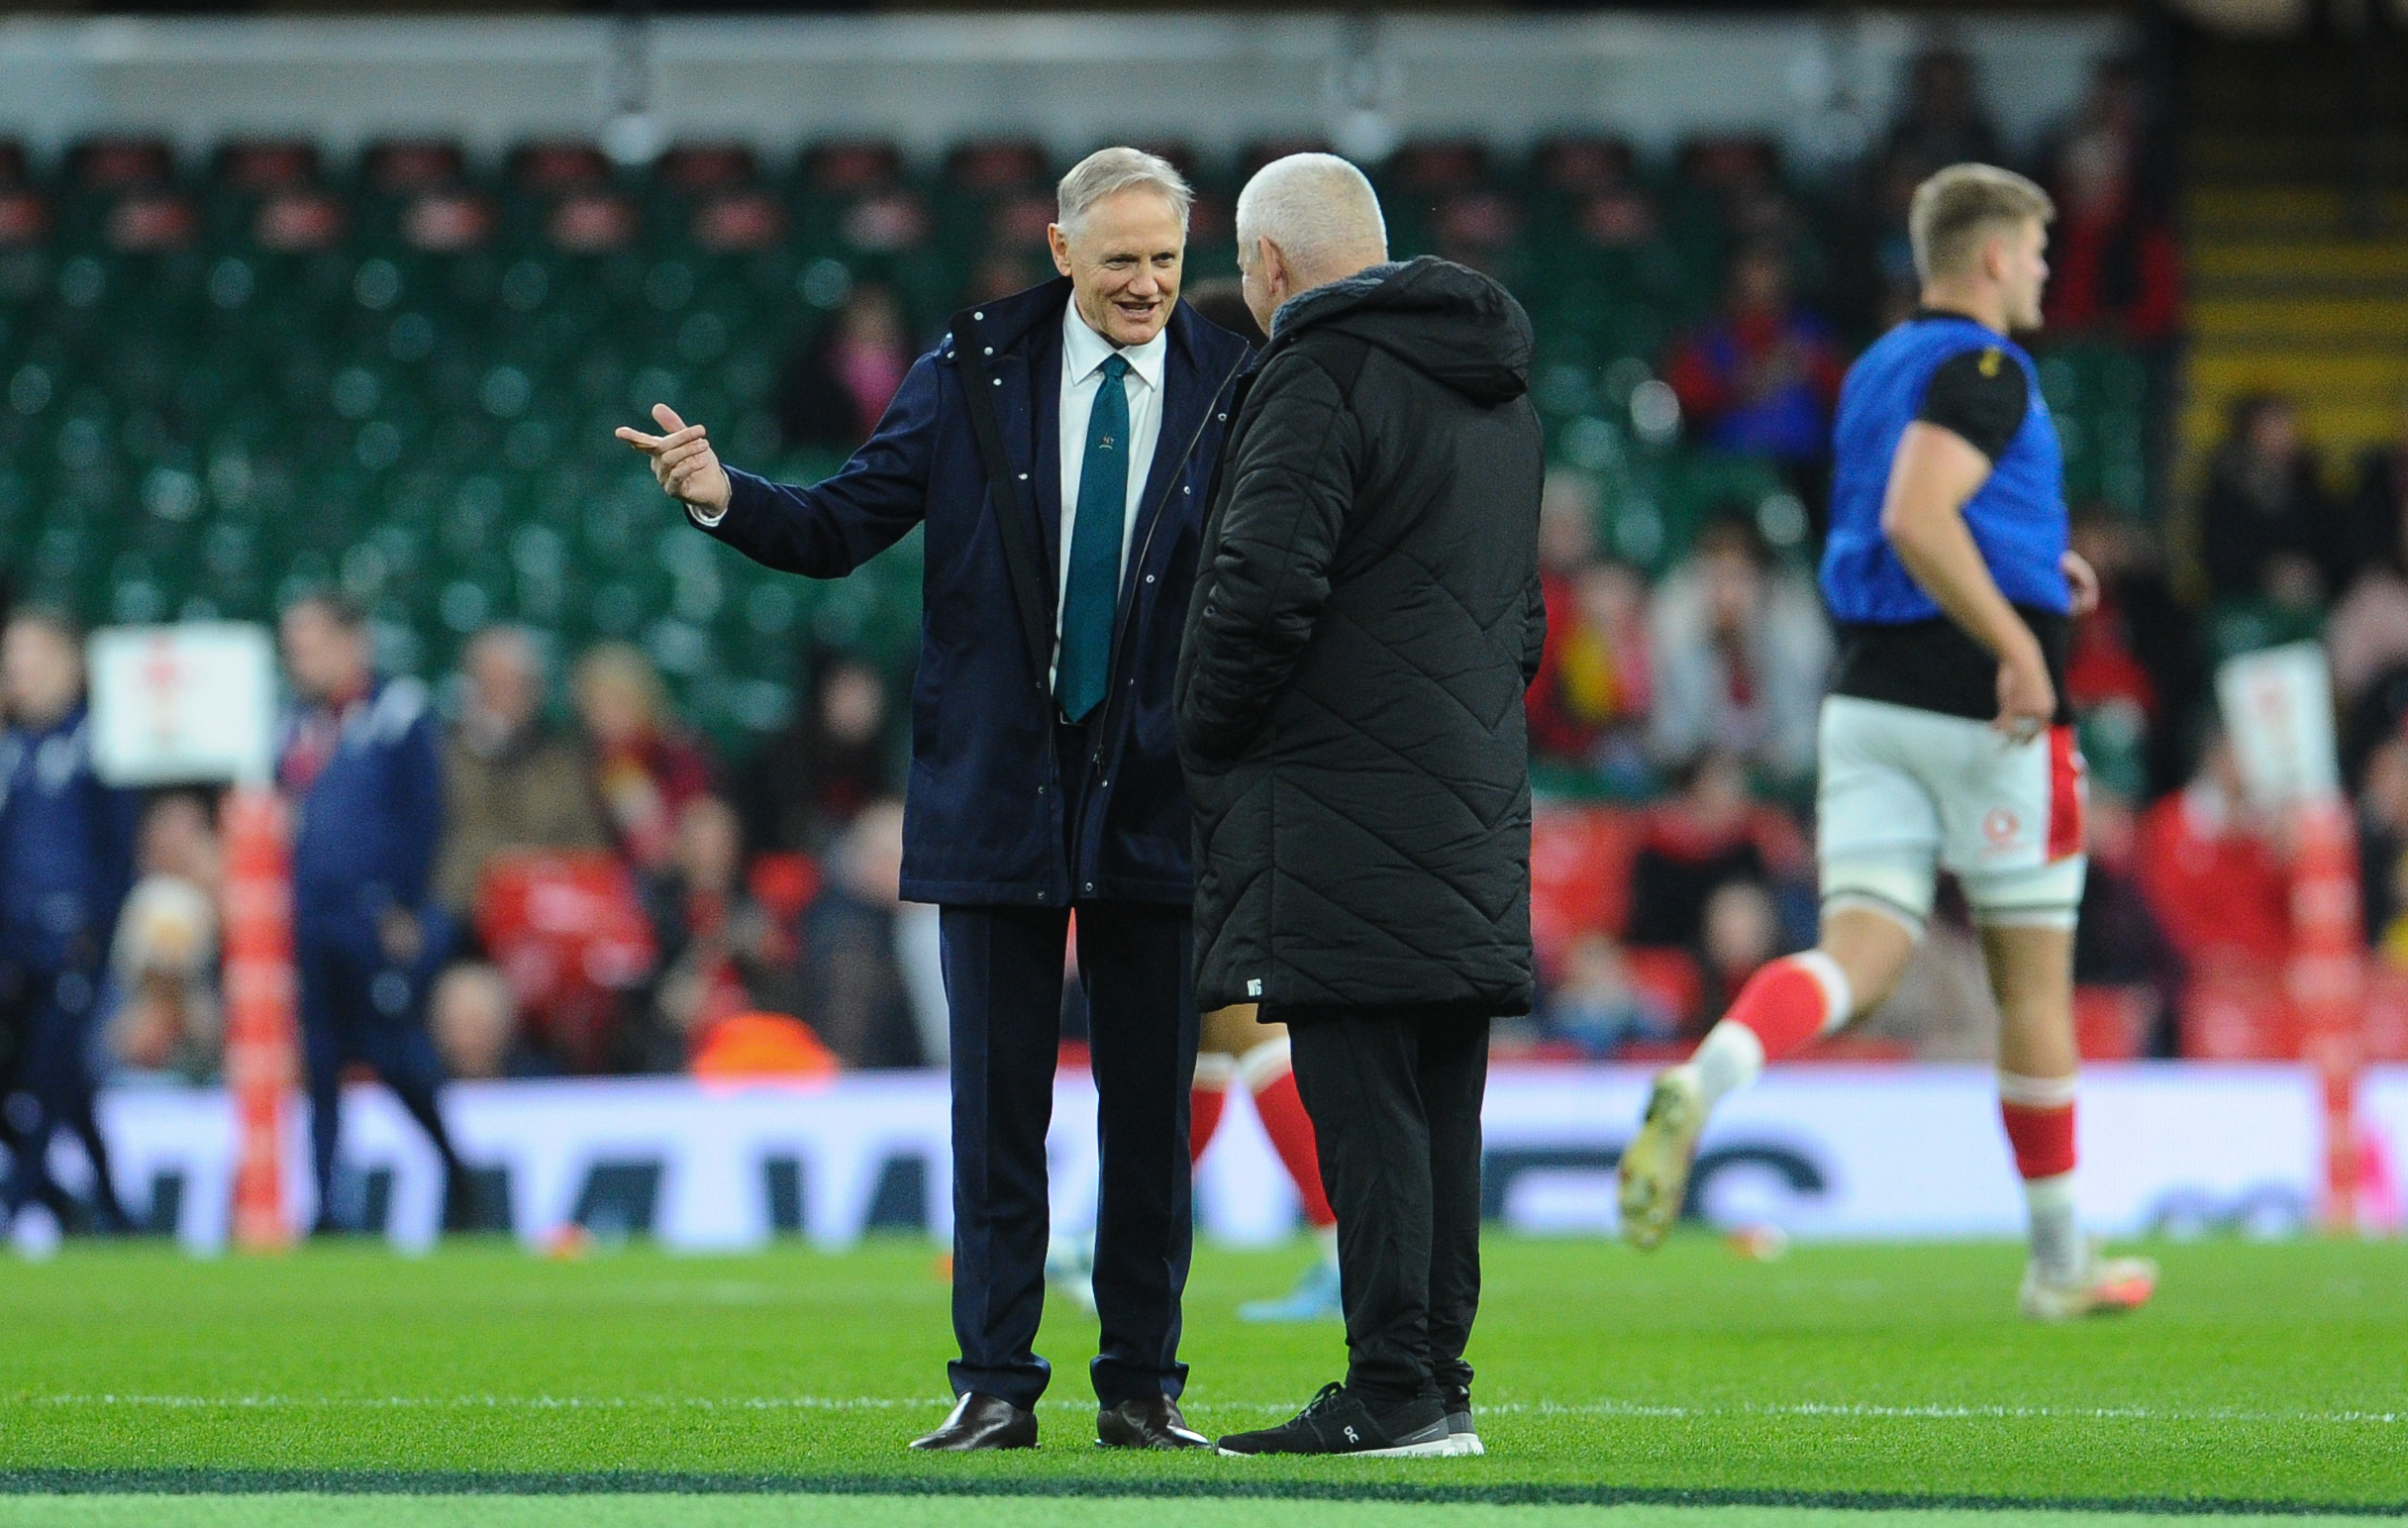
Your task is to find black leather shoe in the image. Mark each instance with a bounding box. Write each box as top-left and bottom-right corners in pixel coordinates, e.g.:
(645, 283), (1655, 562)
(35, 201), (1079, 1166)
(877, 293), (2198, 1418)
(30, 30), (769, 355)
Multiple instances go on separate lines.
(909, 1392), (1038, 1451)
(1096, 1394), (1211, 1450)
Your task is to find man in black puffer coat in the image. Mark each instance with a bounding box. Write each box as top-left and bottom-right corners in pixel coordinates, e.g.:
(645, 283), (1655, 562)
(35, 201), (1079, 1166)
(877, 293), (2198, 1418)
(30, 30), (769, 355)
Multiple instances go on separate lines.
(1179, 153), (1544, 1460)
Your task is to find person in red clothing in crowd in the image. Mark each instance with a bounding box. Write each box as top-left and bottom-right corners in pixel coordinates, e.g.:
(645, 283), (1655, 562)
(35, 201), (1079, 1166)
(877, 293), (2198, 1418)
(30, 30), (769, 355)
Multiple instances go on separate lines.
(2041, 59), (2180, 347)
(572, 643), (715, 875)
(1625, 748), (1813, 960)
(1662, 242), (1847, 490)
(1525, 471), (1652, 791)
(2133, 728), (2293, 975)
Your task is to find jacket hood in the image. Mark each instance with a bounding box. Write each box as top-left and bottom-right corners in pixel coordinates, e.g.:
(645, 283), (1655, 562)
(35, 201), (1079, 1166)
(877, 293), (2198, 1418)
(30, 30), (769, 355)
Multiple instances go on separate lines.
(1267, 255), (1533, 406)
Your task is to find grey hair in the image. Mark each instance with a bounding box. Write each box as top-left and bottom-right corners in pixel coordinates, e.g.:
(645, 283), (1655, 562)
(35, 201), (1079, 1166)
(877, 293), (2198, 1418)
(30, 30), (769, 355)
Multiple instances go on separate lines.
(1055, 147), (1193, 238)
(1234, 153), (1387, 277)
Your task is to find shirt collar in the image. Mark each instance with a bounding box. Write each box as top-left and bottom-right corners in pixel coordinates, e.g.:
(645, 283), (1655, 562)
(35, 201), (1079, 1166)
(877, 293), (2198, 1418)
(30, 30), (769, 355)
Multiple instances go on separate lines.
(1062, 299), (1168, 393)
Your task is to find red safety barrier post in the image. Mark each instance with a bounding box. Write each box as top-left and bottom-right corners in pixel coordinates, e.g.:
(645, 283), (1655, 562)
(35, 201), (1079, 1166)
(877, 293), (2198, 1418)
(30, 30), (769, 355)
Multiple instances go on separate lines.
(2288, 796), (2365, 1232)
(221, 786), (298, 1251)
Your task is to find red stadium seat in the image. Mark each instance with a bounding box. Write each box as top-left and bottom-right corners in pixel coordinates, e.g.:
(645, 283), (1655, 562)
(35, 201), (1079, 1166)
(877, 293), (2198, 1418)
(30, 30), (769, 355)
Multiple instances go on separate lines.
(1529, 805), (1641, 977)
(747, 853), (821, 928)
(2073, 984), (2156, 1061)
(1623, 946), (1704, 1028)
(475, 851), (658, 1074)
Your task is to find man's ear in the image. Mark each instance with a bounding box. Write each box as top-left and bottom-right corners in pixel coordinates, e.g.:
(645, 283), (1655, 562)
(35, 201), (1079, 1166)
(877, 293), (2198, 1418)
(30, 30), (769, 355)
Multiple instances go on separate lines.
(1047, 224), (1074, 279)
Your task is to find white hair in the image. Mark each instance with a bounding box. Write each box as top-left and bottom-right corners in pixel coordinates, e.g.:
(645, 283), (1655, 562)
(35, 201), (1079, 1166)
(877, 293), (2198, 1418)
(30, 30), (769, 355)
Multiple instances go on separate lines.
(1055, 147), (1193, 238)
(1234, 153), (1388, 278)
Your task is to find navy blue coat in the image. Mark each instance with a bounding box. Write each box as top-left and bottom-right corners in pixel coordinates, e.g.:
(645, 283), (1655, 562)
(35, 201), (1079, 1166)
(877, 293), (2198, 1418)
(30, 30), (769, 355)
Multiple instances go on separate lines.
(0, 704), (139, 973)
(280, 676), (445, 956)
(701, 278), (1251, 907)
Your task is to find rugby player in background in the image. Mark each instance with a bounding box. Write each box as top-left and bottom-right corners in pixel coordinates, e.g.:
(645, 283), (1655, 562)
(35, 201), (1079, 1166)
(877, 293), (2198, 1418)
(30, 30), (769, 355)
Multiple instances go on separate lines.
(1617, 164), (2157, 1320)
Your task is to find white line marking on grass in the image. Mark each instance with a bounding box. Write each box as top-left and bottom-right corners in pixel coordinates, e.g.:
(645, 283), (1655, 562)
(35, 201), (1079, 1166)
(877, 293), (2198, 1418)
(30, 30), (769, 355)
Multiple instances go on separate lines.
(1497, 1400), (2408, 1426)
(10, 1395), (2402, 1426)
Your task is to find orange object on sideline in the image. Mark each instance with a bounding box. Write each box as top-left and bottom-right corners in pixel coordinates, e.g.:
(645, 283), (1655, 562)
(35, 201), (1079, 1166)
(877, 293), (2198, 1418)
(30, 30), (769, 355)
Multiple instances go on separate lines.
(221, 786), (298, 1251)
(689, 1012), (840, 1084)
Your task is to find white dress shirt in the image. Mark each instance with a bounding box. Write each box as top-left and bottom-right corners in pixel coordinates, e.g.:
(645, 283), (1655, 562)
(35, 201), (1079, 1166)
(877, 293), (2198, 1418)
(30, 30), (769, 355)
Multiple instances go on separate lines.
(1055, 301), (1166, 664)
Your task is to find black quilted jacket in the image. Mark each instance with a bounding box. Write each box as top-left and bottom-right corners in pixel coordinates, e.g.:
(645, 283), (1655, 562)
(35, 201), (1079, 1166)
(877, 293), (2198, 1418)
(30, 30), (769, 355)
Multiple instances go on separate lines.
(1176, 256), (1546, 1015)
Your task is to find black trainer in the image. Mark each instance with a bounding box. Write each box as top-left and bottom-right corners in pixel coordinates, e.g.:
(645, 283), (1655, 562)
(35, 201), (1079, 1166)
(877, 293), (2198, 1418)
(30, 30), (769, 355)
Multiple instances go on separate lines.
(1216, 1381), (1460, 1458)
(1442, 1384), (1483, 1456)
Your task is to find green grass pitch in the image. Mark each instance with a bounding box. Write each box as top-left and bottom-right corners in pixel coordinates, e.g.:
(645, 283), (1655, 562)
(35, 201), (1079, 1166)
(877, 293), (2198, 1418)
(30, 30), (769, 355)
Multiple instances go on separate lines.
(0, 1233), (2398, 1527)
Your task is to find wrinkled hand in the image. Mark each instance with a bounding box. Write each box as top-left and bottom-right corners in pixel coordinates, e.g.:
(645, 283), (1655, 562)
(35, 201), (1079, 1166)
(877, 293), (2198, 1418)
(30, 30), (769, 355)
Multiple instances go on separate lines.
(1994, 638), (2057, 745)
(614, 403), (732, 518)
(2061, 550), (2101, 620)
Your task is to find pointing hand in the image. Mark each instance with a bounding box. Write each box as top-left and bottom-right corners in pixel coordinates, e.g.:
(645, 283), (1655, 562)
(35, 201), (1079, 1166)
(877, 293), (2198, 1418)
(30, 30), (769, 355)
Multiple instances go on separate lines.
(615, 403), (732, 518)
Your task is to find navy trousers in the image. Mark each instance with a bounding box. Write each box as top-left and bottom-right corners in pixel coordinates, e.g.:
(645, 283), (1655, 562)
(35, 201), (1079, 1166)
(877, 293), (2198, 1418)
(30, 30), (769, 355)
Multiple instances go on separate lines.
(0, 965), (127, 1226)
(296, 938), (462, 1227)
(939, 899), (1197, 1410)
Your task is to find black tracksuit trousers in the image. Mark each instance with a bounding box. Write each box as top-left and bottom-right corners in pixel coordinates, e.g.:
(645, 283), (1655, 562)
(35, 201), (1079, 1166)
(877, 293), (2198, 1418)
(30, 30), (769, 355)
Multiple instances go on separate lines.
(1278, 1004), (1490, 1409)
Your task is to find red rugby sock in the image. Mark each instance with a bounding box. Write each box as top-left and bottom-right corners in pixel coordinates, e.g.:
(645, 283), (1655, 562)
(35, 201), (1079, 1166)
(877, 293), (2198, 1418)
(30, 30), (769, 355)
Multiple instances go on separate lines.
(1242, 1041), (1336, 1228)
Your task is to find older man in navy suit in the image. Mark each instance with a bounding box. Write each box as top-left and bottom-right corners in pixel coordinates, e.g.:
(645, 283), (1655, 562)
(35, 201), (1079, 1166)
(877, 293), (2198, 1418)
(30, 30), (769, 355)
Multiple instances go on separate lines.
(620, 147), (1249, 1452)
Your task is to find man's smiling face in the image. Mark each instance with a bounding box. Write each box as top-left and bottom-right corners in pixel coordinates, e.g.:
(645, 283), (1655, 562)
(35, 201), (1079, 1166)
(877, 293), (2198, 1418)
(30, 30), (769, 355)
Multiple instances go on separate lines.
(1051, 187), (1186, 348)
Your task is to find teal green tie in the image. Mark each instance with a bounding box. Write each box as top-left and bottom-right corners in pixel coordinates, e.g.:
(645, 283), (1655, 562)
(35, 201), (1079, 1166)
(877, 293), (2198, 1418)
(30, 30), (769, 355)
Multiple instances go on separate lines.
(1056, 352), (1129, 723)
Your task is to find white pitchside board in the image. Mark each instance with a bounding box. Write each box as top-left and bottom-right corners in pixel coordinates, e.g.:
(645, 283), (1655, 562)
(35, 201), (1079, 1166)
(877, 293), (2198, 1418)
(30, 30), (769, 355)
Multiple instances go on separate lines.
(66, 1064), (2390, 1254)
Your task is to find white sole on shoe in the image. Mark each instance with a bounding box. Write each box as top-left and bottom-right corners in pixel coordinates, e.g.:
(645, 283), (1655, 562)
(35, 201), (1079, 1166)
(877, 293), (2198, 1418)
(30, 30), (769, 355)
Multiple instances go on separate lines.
(1216, 1433), (1470, 1460)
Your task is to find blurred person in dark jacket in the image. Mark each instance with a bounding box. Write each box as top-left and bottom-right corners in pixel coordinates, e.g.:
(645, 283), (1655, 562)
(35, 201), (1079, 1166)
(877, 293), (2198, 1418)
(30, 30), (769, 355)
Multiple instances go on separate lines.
(797, 798), (928, 1070)
(1184, 153), (1544, 1460)
(776, 281), (916, 456)
(433, 625), (606, 923)
(734, 649), (894, 858)
(0, 610), (139, 1232)
(2198, 394), (2346, 608)
(277, 594), (473, 1234)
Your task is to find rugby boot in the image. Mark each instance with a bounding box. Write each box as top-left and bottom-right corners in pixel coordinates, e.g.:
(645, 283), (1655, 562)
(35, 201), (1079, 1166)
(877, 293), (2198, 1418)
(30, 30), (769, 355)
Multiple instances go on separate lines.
(2018, 1251), (2158, 1321)
(1618, 1067), (1706, 1251)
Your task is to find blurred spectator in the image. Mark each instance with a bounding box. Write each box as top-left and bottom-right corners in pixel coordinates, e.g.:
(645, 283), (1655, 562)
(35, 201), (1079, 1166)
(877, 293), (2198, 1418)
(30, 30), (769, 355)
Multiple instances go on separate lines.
(2073, 786), (2185, 1053)
(1662, 243), (1846, 476)
(2134, 730), (2292, 969)
(2360, 737), (2408, 963)
(574, 643), (713, 875)
(1699, 878), (1782, 1023)
(1541, 932), (1675, 1058)
(775, 281), (914, 456)
(2198, 394), (2346, 609)
(1526, 471), (1652, 788)
(1626, 750), (1811, 954)
(429, 962), (524, 1081)
(1882, 45), (2002, 170)
(434, 626), (606, 922)
(796, 798), (931, 1070)
(276, 593), (472, 1232)
(2347, 390), (2408, 575)
(649, 795), (803, 1062)
(0, 610), (140, 1231)
(2041, 59), (2181, 346)
(2064, 510), (2204, 797)
(1647, 514), (1831, 784)
(107, 792), (223, 1085)
(734, 649), (895, 858)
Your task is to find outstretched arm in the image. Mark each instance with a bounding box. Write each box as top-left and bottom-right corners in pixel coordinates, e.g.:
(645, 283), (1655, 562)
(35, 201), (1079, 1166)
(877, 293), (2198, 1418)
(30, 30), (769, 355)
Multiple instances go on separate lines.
(615, 354), (940, 579)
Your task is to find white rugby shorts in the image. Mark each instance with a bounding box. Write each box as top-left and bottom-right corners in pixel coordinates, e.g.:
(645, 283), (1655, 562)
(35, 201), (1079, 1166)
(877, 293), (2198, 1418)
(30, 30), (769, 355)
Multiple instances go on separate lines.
(1815, 693), (2087, 935)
